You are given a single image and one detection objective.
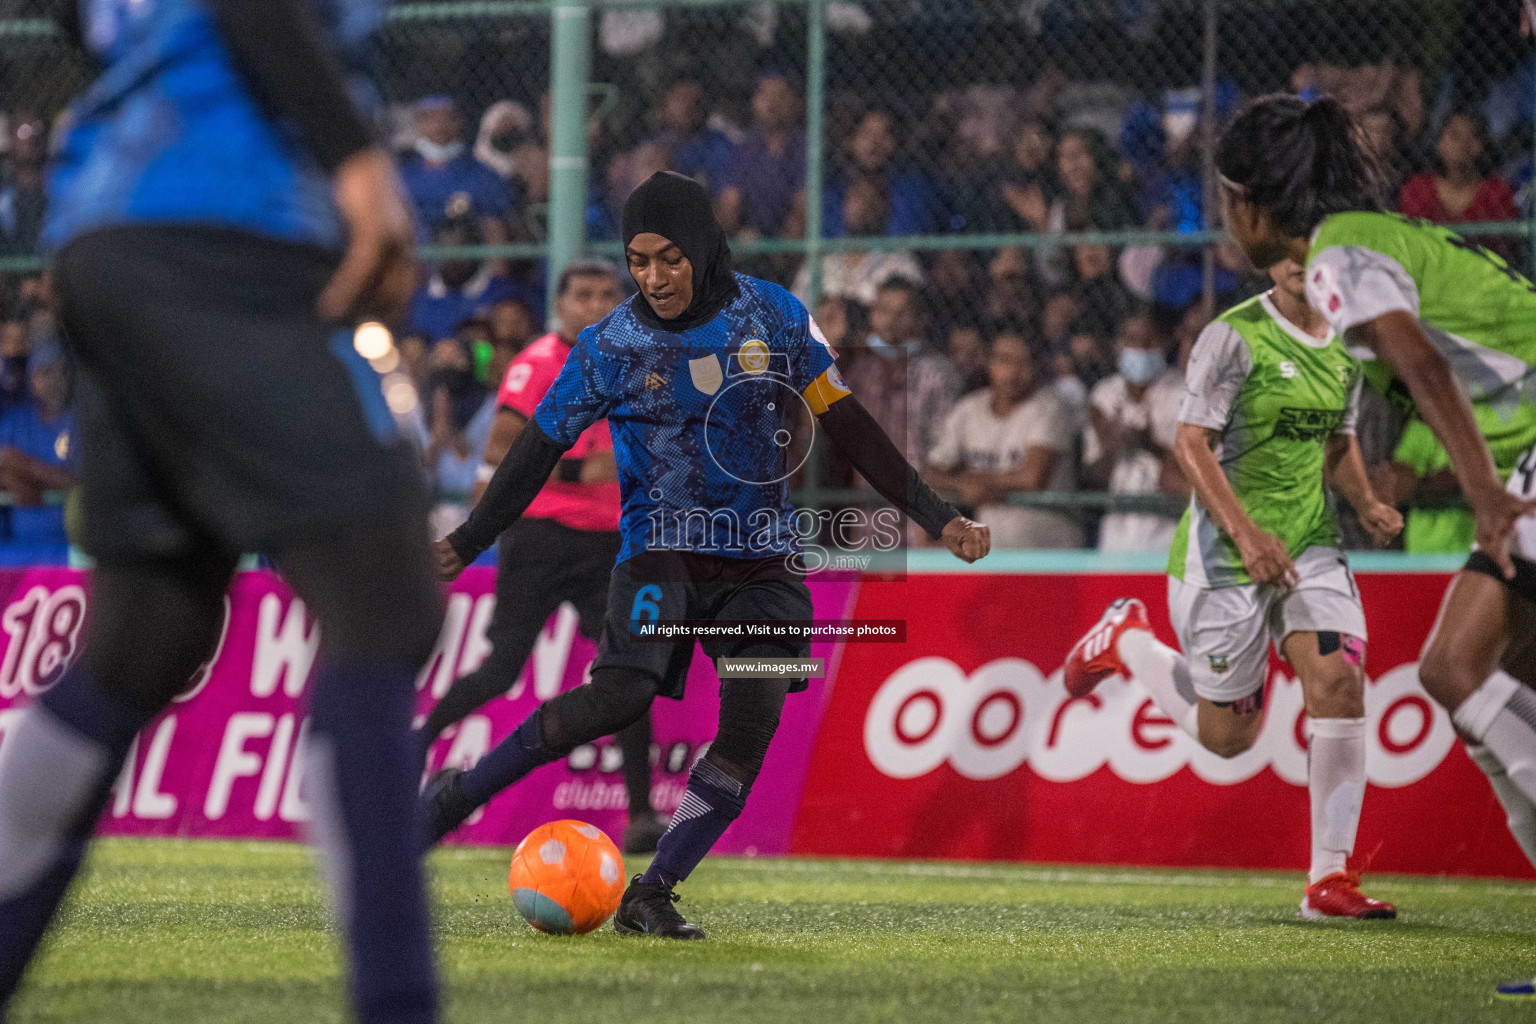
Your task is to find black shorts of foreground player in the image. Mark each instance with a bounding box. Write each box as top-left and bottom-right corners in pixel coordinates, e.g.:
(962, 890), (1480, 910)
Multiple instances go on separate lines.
(426, 171), (990, 939)
(0, 0), (443, 1020)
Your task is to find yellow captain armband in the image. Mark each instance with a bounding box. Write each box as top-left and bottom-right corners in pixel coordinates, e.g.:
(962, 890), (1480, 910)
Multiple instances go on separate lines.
(802, 363), (852, 416)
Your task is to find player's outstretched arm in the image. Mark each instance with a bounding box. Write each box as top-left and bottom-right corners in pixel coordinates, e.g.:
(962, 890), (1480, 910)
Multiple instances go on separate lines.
(1325, 434), (1403, 547)
(816, 396), (990, 563)
(1173, 421), (1296, 588)
(1356, 311), (1535, 576)
(437, 421), (571, 579)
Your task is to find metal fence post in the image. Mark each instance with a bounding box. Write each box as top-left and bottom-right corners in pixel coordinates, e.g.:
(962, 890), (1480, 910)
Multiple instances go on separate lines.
(801, 0), (828, 511)
(547, 1), (591, 322)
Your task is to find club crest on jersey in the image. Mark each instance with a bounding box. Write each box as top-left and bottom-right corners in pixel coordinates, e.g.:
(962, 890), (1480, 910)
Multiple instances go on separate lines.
(1208, 654), (1230, 674)
(739, 339), (770, 374)
(689, 354), (723, 395)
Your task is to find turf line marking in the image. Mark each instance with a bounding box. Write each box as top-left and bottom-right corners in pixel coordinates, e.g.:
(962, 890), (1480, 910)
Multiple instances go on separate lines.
(718, 858), (1536, 896)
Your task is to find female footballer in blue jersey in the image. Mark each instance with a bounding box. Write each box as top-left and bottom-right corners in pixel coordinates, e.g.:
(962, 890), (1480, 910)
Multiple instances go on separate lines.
(428, 172), (990, 938)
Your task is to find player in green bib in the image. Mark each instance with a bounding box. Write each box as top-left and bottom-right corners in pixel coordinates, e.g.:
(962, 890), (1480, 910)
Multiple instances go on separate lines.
(1206, 95), (1536, 910)
(1065, 259), (1404, 919)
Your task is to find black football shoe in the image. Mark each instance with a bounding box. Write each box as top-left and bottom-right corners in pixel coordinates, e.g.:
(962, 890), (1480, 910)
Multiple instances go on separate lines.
(421, 767), (476, 847)
(612, 876), (706, 939)
(623, 812), (669, 855)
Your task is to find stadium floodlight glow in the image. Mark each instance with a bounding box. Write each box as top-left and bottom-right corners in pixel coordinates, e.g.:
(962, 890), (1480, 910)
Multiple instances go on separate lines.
(383, 374), (418, 415)
(369, 346), (401, 373)
(353, 321), (394, 361)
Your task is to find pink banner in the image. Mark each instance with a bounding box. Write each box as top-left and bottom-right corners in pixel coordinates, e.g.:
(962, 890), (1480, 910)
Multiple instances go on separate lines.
(0, 568), (853, 855)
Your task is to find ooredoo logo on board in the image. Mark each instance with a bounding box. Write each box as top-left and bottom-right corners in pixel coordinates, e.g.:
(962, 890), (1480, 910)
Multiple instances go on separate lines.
(863, 656), (1454, 788)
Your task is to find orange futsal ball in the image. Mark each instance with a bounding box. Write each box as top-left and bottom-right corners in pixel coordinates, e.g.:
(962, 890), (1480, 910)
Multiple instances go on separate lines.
(508, 820), (626, 934)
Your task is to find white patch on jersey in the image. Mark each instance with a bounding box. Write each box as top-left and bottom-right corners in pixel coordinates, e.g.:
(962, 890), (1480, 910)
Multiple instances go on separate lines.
(809, 316), (838, 357)
(826, 364), (850, 393)
(1279, 361), (1298, 379)
(1307, 261), (1343, 321)
(688, 354), (723, 395)
(503, 362), (533, 394)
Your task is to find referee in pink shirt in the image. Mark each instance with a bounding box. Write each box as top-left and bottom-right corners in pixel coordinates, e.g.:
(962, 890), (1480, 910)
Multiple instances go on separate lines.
(415, 260), (667, 852)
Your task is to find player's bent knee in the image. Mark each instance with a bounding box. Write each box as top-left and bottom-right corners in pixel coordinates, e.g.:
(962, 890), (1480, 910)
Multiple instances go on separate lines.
(1197, 699), (1262, 759)
(1419, 644), (1478, 711)
(544, 668), (659, 748)
(1304, 669), (1365, 719)
(1203, 729), (1258, 759)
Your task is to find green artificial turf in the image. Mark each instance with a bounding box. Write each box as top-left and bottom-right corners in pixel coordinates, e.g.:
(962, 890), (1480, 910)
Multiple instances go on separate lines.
(8, 838), (1535, 1022)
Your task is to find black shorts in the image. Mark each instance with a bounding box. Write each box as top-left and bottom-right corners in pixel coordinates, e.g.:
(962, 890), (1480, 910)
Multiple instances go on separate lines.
(1463, 550), (1536, 605)
(53, 226), (427, 563)
(593, 549), (813, 700)
(491, 518), (621, 642)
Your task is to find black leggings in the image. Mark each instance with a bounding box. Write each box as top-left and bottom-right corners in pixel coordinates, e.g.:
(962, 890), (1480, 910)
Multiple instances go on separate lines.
(540, 654), (793, 789)
(87, 518), (442, 716)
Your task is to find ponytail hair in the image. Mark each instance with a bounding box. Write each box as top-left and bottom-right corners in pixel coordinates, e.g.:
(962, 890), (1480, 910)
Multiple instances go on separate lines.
(1215, 94), (1383, 238)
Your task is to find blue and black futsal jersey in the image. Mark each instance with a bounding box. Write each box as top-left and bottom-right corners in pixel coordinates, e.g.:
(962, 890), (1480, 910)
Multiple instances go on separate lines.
(44, 0), (384, 251)
(533, 274), (851, 562)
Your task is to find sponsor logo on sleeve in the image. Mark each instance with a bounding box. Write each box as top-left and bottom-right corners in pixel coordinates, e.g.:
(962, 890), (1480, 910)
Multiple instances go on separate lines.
(503, 362), (533, 394)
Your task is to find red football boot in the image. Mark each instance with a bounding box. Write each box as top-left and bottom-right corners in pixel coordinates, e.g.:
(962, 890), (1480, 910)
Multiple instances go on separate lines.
(1062, 598), (1152, 698)
(1300, 866), (1398, 920)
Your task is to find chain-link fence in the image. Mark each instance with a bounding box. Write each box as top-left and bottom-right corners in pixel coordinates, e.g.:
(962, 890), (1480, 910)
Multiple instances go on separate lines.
(0, 0), (1531, 552)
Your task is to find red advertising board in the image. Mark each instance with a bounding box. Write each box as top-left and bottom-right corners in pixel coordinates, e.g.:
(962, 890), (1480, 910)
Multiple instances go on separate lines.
(791, 571), (1532, 879)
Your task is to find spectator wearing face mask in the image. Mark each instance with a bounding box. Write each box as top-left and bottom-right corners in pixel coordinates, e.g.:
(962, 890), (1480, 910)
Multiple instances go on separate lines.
(926, 329), (1082, 549)
(408, 216), (541, 343)
(1082, 311), (1187, 552)
(399, 96), (514, 244)
(843, 279), (959, 470)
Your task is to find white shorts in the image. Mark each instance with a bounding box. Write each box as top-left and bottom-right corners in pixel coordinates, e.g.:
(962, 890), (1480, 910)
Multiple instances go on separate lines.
(1167, 546), (1367, 704)
(1504, 445), (1536, 560)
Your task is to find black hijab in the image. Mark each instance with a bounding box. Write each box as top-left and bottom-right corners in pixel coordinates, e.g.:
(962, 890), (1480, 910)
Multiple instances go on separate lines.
(622, 171), (740, 331)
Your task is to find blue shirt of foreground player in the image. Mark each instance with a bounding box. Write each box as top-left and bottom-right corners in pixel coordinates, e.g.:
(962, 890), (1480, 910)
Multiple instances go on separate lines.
(44, 0), (386, 252)
(531, 274), (840, 562)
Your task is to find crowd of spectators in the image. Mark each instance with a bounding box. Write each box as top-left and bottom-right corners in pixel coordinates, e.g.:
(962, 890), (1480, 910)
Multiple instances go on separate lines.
(2, 0), (1535, 553)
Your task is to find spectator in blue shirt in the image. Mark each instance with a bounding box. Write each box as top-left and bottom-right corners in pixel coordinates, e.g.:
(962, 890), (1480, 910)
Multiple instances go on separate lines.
(398, 96), (514, 243)
(0, 338), (74, 555)
(717, 72), (806, 238)
(649, 78), (735, 195)
(407, 215), (541, 343)
(822, 108), (939, 238)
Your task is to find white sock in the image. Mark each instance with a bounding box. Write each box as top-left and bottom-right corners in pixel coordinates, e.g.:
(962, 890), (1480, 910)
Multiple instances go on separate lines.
(1468, 743), (1536, 870)
(1453, 672), (1536, 807)
(1306, 717), (1366, 884)
(1118, 630), (1199, 740)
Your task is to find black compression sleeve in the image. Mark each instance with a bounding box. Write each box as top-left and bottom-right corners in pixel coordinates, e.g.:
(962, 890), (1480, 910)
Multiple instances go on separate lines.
(446, 420), (570, 564)
(204, 0), (375, 174)
(817, 396), (960, 541)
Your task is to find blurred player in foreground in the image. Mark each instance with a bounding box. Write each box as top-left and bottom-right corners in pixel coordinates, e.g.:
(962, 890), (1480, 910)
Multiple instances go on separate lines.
(426, 171), (989, 938)
(1065, 259), (1404, 918)
(1208, 94), (1536, 880)
(0, 1), (443, 1021)
(415, 259), (671, 853)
